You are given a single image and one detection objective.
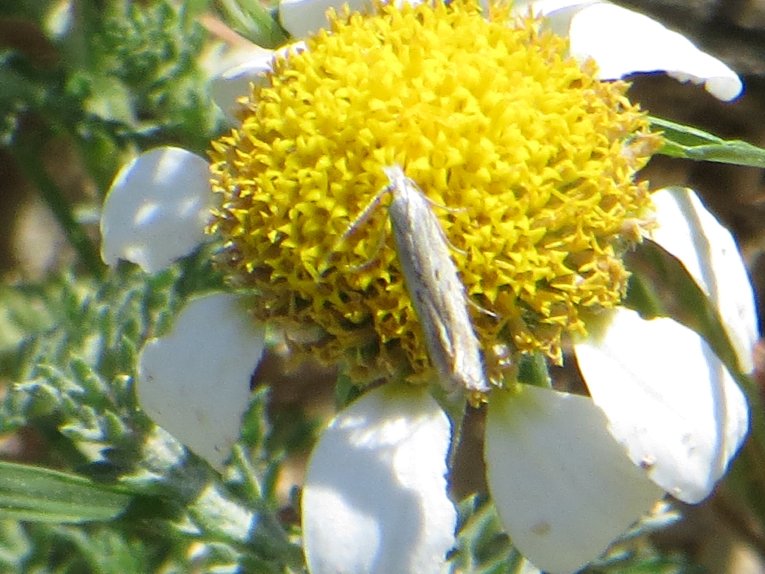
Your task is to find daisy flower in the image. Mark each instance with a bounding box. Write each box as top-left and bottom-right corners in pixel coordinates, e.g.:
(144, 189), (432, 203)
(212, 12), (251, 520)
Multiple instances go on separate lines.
(100, 1), (758, 573)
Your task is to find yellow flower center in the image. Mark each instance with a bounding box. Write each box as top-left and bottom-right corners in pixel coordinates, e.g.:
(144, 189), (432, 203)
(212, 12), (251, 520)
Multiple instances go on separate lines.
(208, 0), (661, 388)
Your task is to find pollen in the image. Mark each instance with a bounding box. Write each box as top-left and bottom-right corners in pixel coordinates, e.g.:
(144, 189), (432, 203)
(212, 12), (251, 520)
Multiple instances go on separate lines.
(208, 0), (662, 387)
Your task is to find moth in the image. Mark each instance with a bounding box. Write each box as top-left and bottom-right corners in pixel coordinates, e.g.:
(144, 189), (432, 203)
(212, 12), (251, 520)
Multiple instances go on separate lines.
(381, 165), (490, 397)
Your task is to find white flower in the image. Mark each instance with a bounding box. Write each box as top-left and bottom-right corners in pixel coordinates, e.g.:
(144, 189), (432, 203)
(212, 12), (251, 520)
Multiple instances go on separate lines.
(99, 2), (756, 572)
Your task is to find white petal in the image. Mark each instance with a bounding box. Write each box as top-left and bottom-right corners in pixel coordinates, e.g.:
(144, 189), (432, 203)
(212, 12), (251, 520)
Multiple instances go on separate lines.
(210, 50), (275, 123)
(138, 294), (265, 470)
(279, 0), (373, 38)
(485, 385), (663, 574)
(101, 147), (213, 274)
(303, 385), (456, 574)
(651, 187), (759, 374)
(575, 308), (749, 503)
(211, 43), (308, 123)
(523, 0), (742, 101)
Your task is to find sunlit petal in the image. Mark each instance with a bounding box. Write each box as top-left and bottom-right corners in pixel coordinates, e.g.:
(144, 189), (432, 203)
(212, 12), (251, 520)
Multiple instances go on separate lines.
(100, 147), (213, 274)
(138, 293), (266, 470)
(303, 384), (456, 574)
(651, 186), (759, 373)
(575, 308), (749, 503)
(520, 0), (742, 101)
(485, 385), (663, 574)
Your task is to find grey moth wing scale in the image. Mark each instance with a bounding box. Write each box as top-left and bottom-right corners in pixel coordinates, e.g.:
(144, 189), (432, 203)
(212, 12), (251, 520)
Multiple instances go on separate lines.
(384, 166), (490, 396)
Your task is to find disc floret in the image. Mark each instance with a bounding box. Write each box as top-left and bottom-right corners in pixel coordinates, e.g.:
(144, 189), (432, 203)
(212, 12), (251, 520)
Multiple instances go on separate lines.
(208, 0), (662, 386)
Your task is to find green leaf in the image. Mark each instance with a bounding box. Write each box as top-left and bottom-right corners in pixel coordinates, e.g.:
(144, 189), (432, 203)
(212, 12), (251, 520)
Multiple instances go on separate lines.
(217, 0), (288, 48)
(652, 116), (765, 168)
(451, 494), (522, 574)
(0, 461), (131, 523)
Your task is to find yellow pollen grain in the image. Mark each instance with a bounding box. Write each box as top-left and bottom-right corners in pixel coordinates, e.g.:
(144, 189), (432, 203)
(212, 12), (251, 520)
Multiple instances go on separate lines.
(208, 0), (661, 386)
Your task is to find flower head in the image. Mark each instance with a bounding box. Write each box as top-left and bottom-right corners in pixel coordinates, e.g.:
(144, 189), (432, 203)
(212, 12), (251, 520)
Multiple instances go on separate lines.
(99, 1), (757, 573)
(208, 0), (660, 388)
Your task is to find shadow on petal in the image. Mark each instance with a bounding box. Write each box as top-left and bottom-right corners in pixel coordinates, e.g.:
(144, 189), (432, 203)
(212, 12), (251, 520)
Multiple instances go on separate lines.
(138, 293), (266, 470)
(485, 385), (663, 574)
(651, 187), (759, 374)
(101, 147), (213, 274)
(303, 384), (456, 574)
(575, 308), (749, 503)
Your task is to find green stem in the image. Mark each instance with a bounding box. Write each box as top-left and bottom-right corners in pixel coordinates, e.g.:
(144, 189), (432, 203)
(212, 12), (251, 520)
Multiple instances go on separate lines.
(13, 145), (105, 279)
